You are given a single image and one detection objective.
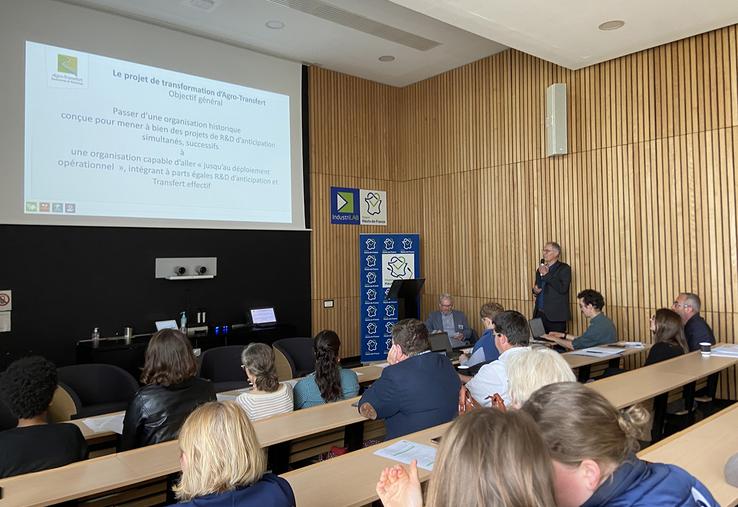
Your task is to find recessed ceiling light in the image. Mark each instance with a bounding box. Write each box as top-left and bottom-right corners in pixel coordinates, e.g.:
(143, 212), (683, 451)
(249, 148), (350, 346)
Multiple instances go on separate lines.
(378, 55), (395, 62)
(265, 20), (285, 29)
(598, 20), (625, 31)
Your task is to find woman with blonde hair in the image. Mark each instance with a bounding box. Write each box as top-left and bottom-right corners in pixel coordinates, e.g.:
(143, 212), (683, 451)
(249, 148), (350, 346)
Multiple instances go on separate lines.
(376, 409), (557, 507)
(645, 308), (689, 365)
(175, 401), (295, 506)
(522, 382), (717, 507)
(506, 346), (576, 407)
(237, 343), (293, 421)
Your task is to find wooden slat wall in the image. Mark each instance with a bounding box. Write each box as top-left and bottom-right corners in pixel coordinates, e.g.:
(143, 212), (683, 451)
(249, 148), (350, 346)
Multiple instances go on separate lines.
(309, 26), (738, 397)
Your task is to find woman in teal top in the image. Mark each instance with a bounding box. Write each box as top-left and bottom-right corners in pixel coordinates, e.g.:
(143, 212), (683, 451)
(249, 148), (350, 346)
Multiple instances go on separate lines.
(294, 330), (360, 409)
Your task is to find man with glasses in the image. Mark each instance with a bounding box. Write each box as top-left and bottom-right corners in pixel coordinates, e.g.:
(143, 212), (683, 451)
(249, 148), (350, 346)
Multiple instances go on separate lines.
(544, 289), (617, 350)
(463, 310), (531, 407)
(672, 292), (717, 402)
(425, 293), (473, 347)
(532, 241), (572, 333)
(672, 293), (715, 352)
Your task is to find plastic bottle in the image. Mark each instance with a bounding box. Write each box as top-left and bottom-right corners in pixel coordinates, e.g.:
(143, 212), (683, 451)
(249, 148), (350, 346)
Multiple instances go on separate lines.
(179, 311), (188, 333)
(91, 327), (100, 348)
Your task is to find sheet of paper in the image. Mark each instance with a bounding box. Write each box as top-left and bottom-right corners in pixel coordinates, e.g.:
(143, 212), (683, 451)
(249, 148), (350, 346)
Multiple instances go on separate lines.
(355, 371), (364, 376)
(568, 347), (623, 358)
(376, 362), (390, 369)
(462, 346), (486, 367)
(712, 345), (738, 357)
(373, 440), (437, 471)
(82, 413), (125, 434)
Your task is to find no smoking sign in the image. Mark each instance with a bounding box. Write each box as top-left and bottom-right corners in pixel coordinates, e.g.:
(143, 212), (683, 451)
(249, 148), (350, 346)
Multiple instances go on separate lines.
(0, 290), (12, 311)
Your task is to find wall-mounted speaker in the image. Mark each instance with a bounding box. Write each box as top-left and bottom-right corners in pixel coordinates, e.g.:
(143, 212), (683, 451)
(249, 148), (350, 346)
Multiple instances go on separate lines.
(545, 83), (568, 157)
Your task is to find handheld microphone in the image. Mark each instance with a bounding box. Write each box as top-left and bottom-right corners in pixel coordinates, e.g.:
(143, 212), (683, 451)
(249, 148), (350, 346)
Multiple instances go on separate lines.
(539, 258), (545, 265)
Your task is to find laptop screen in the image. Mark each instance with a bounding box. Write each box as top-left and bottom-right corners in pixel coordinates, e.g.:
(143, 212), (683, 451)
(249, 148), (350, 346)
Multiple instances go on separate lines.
(429, 332), (452, 354)
(529, 318), (546, 339)
(250, 307), (277, 325)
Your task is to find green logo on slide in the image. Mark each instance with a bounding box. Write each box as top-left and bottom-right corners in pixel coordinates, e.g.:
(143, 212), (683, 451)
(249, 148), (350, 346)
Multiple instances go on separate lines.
(57, 54), (78, 75)
(25, 201), (38, 212)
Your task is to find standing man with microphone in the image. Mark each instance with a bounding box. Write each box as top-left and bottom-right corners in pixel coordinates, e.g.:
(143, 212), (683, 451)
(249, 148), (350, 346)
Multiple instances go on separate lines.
(532, 242), (571, 333)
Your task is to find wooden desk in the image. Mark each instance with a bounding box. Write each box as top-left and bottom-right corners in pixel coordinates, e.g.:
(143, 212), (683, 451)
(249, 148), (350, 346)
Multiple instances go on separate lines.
(639, 403), (738, 507)
(562, 344), (649, 381)
(588, 349), (738, 409)
(284, 423), (449, 507)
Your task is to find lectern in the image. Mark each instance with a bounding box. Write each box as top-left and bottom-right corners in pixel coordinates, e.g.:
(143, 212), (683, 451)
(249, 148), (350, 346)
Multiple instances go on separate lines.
(388, 278), (425, 320)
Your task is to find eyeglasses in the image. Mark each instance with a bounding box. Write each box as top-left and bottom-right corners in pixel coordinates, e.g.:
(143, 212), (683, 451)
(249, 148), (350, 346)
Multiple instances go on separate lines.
(440, 303), (453, 309)
(672, 301), (692, 309)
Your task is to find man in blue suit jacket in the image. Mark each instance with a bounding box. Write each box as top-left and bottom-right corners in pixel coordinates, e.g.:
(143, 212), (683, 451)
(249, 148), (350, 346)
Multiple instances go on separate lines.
(358, 319), (460, 440)
(425, 293), (473, 347)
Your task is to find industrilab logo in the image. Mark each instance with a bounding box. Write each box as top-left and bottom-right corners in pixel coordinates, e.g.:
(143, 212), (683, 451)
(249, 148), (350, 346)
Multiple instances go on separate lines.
(57, 54), (78, 76)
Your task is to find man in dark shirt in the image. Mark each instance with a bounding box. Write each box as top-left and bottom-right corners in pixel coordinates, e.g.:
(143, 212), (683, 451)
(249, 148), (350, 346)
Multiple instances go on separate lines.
(532, 241), (572, 333)
(673, 292), (717, 401)
(672, 292), (716, 351)
(0, 356), (88, 478)
(358, 319), (460, 440)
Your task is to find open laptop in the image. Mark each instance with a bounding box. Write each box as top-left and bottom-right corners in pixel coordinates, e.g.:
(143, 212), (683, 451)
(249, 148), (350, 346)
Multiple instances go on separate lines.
(429, 332), (453, 356)
(249, 307), (277, 328)
(529, 318), (548, 341)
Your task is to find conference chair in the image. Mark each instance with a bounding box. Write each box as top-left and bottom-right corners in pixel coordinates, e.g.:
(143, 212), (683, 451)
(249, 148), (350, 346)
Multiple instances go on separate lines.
(48, 382), (79, 423)
(198, 345), (250, 393)
(58, 363), (139, 418)
(273, 337), (315, 381)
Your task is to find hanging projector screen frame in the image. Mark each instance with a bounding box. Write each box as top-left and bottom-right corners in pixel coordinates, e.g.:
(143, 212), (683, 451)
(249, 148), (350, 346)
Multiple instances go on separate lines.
(0, 0), (307, 231)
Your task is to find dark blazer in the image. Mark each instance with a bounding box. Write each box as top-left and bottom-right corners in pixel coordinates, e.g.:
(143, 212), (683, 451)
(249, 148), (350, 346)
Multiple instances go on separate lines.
(534, 261), (572, 322)
(358, 352), (460, 440)
(119, 377), (216, 451)
(425, 309), (473, 343)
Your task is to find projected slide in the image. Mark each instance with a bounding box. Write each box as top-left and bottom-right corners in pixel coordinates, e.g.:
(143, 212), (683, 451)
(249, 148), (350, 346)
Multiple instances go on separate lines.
(24, 41), (292, 223)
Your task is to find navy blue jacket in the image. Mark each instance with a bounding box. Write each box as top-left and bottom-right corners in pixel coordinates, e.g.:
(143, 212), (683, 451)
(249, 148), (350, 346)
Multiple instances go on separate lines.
(684, 314), (715, 352)
(472, 328), (500, 362)
(582, 457), (717, 507)
(176, 473), (295, 507)
(359, 352), (460, 440)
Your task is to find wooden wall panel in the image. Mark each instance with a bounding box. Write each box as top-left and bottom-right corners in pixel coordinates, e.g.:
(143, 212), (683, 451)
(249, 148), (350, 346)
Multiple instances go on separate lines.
(309, 24), (738, 400)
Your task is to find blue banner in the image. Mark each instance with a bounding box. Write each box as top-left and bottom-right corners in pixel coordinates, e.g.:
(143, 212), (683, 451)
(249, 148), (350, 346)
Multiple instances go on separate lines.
(330, 187), (360, 224)
(359, 233), (420, 362)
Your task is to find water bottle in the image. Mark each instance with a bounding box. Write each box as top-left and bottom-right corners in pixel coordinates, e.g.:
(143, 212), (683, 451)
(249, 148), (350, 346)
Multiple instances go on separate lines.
(179, 311), (188, 334)
(91, 327), (100, 348)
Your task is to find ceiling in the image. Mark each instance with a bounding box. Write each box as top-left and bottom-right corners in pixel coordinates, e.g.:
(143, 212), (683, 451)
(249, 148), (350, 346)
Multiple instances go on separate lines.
(59, 0), (738, 86)
(389, 0), (738, 70)
(59, 0), (507, 87)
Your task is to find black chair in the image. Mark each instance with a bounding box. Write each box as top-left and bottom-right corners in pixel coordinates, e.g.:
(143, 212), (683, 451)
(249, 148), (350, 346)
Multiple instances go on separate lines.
(57, 363), (139, 419)
(273, 337), (315, 380)
(199, 345), (249, 393)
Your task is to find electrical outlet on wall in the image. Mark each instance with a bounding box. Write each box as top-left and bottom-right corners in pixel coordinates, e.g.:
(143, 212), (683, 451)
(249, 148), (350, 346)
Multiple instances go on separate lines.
(323, 299), (335, 308)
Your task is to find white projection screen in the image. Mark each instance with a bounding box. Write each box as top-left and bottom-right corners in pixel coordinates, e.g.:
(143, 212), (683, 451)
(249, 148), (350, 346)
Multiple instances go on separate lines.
(0, 1), (306, 230)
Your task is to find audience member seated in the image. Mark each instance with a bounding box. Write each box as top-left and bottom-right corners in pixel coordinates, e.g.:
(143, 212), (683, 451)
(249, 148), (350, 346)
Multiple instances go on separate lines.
(672, 292), (715, 352)
(0, 356), (87, 479)
(544, 289), (617, 350)
(237, 343), (293, 421)
(174, 401), (295, 507)
(458, 301), (504, 365)
(462, 310), (531, 407)
(293, 330), (359, 409)
(506, 347), (576, 408)
(645, 309), (689, 365)
(375, 409), (557, 507)
(358, 319), (460, 440)
(522, 382), (717, 507)
(120, 329), (215, 451)
(425, 293), (473, 347)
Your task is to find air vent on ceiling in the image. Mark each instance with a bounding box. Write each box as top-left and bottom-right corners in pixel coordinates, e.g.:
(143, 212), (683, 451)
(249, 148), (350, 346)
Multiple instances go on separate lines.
(265, 0), (441, 51)
(183, 0), (221, 13)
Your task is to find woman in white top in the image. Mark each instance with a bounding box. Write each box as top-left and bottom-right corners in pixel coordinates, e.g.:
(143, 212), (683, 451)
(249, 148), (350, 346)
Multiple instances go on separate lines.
(237, 343), (293, 421)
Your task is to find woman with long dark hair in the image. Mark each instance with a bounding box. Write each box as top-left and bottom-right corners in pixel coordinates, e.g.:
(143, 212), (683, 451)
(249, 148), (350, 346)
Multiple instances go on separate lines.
(645, 308), (689, 365)
(293, 330), (359, 409)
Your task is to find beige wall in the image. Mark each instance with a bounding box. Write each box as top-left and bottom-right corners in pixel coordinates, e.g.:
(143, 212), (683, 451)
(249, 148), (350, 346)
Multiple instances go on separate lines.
(308, 26), (738, 397)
